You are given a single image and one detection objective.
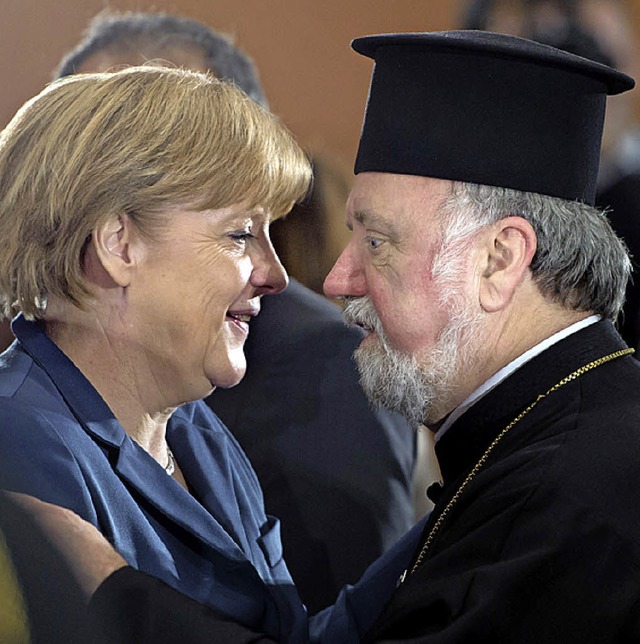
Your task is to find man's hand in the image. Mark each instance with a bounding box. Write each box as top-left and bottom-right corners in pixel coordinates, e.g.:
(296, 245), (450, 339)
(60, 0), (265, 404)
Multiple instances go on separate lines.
(7, 493), (127, 597)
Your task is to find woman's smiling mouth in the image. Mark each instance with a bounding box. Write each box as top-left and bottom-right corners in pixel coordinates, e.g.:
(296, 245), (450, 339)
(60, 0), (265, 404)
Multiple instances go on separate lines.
(226, 308), (259, 334)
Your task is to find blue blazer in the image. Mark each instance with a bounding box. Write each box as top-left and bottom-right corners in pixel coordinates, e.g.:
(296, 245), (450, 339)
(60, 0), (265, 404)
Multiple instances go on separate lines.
(0, 315), (306, 641)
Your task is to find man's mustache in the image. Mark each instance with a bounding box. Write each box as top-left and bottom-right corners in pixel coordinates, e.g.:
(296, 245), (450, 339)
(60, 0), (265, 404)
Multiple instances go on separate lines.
(342, 297), (384, 336)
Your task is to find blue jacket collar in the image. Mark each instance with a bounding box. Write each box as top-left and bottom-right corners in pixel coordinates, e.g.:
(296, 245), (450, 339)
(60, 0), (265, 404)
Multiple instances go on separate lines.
(10, 314), (253, 564)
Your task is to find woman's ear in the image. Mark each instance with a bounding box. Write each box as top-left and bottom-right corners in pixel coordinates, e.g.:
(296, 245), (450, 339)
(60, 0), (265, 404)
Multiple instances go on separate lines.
(91, 213), (138, 288)
(479, 216), (537, 313)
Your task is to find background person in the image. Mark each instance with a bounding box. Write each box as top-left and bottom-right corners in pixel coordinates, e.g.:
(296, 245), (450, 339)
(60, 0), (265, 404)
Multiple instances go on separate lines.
(55, 9), (418, 613)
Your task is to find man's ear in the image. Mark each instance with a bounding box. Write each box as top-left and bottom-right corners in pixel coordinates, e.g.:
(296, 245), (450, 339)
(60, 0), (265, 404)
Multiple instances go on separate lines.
(479, 216), (537, 313)
(91, 212), (138, 288)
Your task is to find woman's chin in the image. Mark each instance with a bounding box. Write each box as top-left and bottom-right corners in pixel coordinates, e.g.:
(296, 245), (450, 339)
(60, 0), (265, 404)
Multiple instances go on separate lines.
(208, 364), (247, 391)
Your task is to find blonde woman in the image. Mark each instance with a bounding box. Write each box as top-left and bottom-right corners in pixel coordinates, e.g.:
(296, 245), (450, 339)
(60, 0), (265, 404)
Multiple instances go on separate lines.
(0, 66), (312, 641)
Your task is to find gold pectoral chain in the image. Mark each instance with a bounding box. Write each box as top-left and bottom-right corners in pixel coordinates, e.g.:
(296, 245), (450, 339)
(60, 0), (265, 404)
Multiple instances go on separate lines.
(404, 347), (635, 581)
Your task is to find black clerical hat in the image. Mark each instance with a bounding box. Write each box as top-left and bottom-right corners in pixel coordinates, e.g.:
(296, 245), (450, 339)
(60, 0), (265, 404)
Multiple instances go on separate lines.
(352, 31), (635, 204)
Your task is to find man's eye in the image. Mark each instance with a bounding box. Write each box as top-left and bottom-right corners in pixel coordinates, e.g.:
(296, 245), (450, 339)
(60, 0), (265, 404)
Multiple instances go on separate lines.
(365, 236), (385, 251)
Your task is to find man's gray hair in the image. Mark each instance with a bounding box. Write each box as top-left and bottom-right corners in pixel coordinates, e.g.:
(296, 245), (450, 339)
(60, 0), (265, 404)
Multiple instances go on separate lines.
(438, 182), (631, 321)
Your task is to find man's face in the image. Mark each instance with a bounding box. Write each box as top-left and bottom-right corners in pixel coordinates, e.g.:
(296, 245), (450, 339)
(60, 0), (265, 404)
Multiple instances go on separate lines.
(325, 172), (460, 357)
(324, 173), (484, 425)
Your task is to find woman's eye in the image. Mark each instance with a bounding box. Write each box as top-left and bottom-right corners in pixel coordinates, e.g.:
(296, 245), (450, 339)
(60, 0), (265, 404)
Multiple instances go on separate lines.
(230, 230), (254, 243)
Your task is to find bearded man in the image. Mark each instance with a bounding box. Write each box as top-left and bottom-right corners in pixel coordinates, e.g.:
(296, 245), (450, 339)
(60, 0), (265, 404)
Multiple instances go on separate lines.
(321, 30), (640, 642)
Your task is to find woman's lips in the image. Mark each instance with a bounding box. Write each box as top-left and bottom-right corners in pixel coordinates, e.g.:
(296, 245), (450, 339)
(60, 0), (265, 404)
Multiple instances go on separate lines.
(226, 310), (256, 334)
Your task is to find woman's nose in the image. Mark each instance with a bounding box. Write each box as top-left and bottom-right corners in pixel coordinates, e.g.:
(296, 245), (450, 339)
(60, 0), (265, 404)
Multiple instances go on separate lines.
(252, 243), (289, 295)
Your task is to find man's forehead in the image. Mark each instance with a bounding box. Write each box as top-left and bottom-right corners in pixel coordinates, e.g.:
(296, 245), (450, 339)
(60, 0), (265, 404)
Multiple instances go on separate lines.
(346, 172), (451, 222)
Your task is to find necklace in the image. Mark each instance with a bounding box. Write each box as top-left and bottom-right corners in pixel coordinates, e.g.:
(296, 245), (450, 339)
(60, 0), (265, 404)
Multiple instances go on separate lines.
(401, 347), (634, 582)
(165, 446), (175, 476)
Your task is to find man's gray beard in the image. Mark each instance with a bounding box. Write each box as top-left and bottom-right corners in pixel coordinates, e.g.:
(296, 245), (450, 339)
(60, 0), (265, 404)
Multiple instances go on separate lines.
(343, 296), (482, 429)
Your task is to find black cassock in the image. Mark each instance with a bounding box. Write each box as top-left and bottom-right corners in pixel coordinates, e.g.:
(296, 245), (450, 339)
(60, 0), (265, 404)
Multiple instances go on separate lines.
(366, 320), (640, 643)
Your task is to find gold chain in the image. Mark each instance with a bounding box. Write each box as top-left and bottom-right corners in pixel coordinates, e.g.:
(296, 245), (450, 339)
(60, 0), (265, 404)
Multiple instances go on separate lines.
(407, 347), (635, 578)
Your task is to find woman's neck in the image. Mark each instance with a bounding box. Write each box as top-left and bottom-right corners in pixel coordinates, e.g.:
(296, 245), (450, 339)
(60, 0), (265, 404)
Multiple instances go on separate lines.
(43, 302), (175, 463)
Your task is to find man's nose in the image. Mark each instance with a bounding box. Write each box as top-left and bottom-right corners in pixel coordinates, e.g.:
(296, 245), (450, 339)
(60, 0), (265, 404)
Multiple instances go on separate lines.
(323, 243), (366, 299)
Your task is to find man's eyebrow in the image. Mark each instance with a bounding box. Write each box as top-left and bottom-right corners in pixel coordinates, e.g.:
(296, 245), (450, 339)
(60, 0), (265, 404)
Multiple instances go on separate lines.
(352, 210), (398, 236)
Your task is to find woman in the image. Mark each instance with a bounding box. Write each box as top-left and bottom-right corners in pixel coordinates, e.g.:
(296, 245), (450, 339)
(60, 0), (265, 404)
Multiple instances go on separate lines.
(0, 66), (312, 641)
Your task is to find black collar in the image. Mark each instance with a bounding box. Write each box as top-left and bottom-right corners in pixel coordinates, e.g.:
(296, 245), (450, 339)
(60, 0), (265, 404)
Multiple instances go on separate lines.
(434, 319), (628, 487)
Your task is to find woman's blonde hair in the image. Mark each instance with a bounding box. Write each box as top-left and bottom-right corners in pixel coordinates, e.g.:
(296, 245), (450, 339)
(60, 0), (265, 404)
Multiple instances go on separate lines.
(0, 66), (312, 318)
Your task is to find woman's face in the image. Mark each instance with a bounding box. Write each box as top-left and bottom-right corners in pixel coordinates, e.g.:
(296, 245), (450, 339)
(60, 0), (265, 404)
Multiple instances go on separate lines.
(130, 202), (287, 404)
